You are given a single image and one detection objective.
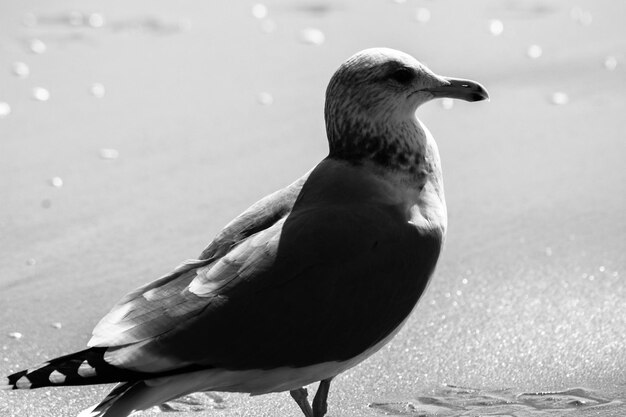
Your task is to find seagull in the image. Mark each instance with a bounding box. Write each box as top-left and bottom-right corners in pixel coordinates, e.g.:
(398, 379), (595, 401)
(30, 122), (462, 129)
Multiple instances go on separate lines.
(2, 48), (488, 417)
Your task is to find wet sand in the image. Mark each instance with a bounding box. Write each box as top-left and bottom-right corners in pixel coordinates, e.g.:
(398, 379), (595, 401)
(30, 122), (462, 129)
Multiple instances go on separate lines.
(1, 0), (625, 416)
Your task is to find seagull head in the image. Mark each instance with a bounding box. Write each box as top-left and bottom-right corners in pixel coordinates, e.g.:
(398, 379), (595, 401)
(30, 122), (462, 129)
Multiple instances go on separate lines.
(325, 48), (489, 168)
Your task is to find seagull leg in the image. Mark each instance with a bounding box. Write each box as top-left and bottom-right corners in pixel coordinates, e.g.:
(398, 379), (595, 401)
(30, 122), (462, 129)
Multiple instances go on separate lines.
(290, 387), (314, 417)
(312, 378), (333, 417)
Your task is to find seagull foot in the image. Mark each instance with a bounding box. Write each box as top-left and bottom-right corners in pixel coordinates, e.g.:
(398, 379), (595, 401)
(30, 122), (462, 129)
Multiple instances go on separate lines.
(312, 378), (332, 417)
(290, 387), (314, 417)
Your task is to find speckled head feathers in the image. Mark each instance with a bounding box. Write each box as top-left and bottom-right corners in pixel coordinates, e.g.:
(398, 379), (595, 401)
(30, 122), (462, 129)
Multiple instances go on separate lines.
(325, 48), (439, 125)
(324, 48), (441, 170)
(324, 48), (488, 171)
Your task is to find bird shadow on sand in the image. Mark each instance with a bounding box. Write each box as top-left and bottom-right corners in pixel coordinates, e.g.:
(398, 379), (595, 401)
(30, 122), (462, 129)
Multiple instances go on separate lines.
(368, 385), (623, 416)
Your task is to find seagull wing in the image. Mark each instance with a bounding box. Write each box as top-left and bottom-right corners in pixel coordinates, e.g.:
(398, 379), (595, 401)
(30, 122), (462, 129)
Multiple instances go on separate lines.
(198, 171), (311, 261)
(89, 159), (442, 374)
(88, 172), (310, 352)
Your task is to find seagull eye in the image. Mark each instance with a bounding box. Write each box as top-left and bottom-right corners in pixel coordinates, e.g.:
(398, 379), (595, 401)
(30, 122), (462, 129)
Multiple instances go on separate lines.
(389, 68), (415, 84)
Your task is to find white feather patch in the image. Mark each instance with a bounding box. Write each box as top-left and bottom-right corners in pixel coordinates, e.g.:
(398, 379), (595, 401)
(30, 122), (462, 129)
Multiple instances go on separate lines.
(189, 220), (283, 297)
(88, 302), (136, 347)
(142, 288), (160, 301)
(49, 370), (66, 384)
(189, 258), (238, 296)
(78, 360), (97, 378)
(16, 376), (32, 389)
(76, 404), (99, 417)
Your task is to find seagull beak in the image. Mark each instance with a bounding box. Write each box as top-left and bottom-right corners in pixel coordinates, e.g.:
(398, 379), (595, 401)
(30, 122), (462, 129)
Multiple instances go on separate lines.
(424, 77), (490, 102)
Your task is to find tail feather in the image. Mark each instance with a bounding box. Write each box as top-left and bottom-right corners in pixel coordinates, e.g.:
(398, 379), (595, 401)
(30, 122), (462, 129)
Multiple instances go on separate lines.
(4, 347), (145, 390)
(4, 349), (216, 416)
(77, 382), (139, 417)
(78, 370), (219, 417)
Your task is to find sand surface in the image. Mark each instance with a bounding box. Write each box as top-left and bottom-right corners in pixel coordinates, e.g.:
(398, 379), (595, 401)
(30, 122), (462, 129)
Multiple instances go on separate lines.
(1, 0), (625, 416)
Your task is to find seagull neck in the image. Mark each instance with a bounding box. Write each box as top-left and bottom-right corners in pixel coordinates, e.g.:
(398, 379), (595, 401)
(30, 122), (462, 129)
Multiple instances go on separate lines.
(325, 115), (446, 233)
(327, 116), (433, 178)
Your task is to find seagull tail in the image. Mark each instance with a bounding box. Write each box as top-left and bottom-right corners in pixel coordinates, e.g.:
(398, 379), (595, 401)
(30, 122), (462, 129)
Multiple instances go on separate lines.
(77, 381), (139, 417)
(77, 373), (210, 417)
(2, 347), (140, 390)
(4, 350), (211, 417)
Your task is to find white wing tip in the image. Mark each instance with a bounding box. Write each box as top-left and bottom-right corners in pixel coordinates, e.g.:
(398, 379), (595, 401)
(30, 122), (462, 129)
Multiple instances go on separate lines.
(15, 376), (32, 389)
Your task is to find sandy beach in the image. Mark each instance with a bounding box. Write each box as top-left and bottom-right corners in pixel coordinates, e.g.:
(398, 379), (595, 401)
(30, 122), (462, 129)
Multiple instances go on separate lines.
(1, 0), (625, 416)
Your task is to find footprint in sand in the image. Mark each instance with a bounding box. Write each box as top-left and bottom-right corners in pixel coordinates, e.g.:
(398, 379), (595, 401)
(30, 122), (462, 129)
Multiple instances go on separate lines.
(368, 385), (621, 416)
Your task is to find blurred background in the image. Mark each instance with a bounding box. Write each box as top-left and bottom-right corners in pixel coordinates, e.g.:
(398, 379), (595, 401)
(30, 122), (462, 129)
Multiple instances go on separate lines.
(1, 1), (624, 416)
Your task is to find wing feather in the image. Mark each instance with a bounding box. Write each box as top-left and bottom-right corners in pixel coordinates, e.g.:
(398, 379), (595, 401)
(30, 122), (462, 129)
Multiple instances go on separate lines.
(198, 172), (309, 260)
(188, 219), (283, 296)
(88, 161), (443, 374)
(88, 172), (309, 349)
